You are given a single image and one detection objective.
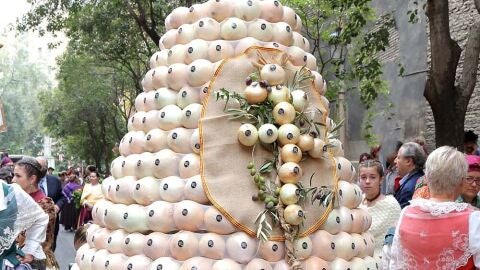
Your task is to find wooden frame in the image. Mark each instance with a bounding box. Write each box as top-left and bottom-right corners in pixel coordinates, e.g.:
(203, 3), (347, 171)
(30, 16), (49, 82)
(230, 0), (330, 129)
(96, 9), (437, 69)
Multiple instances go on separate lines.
(0, 99), (7, 133)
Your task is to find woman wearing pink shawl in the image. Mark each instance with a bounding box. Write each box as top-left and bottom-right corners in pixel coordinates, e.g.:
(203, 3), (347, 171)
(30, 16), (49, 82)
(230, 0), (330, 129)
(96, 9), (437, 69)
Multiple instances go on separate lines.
(390, 146), (480, 269)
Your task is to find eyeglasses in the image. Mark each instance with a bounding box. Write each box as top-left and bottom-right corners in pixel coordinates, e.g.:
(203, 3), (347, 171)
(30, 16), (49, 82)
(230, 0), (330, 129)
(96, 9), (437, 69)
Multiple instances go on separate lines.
(465, 176), (480, 185)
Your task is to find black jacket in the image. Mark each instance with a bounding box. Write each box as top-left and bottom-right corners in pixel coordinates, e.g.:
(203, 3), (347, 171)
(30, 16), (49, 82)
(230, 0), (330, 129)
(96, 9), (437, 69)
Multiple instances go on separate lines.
(394, 170), (424, 208)
(45, 175), (65, 209)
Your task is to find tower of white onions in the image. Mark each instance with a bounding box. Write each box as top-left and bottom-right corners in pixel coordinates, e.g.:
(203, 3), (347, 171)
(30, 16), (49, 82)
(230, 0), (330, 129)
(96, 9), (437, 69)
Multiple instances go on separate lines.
(73, 1), (380, 269)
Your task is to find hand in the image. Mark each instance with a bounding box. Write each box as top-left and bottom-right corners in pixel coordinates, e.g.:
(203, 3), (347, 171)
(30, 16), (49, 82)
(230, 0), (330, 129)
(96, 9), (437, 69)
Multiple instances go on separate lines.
(54, 205), (60, 214)
(18, 253), (34, 264)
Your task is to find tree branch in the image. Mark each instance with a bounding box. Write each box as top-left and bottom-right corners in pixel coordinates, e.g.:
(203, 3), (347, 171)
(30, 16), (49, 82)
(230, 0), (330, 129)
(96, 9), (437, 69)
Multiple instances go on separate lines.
(459, 20), (480, 106)
(126, 1), (160, 45)
(425, 0), (461, 93)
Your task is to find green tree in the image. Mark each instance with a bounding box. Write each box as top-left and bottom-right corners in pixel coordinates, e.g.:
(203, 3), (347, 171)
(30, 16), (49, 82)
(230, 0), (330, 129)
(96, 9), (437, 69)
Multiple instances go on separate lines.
(283, 0), (393, 145)
(17, 0), (191, 163)
(0, 34), (52, 155)
(40, 50), (127, 173)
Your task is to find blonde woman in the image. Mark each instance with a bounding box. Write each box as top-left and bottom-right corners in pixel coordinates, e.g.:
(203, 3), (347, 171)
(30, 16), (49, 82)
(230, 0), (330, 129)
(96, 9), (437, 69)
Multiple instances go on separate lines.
(390, 146), (480, 269)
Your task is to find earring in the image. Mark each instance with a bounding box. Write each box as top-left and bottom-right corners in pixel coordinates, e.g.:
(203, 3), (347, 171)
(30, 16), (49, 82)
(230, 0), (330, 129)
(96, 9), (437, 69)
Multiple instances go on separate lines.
(29, 184), (35, 193)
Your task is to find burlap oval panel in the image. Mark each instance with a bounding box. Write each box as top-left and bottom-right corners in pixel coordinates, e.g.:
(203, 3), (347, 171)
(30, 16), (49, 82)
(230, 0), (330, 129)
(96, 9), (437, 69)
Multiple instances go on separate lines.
(200, 47), (338, 240)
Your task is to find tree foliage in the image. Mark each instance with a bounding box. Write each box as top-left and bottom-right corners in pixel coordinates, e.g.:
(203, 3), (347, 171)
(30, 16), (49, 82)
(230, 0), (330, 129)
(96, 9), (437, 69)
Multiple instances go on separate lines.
(283, 0), (393, 145)
(0, 35), (51, 155)
(17, 0), (188, 168)
(283, 0), (392, 107)
(40, 51), (127, 172)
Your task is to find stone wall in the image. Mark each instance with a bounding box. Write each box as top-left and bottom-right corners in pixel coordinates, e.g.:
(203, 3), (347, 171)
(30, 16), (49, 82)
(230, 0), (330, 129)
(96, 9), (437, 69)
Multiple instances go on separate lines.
(423, 0), (480, 149)
(343, 0), (430, 162)
(344, 0), (480, 161)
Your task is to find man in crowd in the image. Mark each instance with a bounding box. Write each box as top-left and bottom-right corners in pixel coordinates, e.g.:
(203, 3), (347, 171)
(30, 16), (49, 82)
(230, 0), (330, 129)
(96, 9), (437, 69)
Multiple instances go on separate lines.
(394, 142), (426, 208)
(465, 130), (480, 156)
(36, 156), (65, 251)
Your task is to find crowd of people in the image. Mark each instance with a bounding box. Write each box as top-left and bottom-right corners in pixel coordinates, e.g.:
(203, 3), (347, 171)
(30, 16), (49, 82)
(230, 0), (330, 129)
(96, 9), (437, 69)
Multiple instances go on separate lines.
(357, 130), (480, 269)
(0, 155), (104, 270)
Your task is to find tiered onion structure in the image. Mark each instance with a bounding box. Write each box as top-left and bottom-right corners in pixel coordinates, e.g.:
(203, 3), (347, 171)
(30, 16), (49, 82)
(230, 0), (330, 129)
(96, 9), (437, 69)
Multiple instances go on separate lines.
(72, 1), (379, 270)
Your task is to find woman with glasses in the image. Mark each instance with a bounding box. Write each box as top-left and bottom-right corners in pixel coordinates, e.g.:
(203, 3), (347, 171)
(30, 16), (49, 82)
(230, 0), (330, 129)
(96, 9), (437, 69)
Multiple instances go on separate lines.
(358, 160), (401, 262)
(457, 155), (480, 208)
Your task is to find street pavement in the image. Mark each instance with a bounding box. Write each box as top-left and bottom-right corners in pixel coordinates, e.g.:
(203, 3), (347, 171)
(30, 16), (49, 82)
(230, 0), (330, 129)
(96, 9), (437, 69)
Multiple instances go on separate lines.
(54, 226), (76, 270)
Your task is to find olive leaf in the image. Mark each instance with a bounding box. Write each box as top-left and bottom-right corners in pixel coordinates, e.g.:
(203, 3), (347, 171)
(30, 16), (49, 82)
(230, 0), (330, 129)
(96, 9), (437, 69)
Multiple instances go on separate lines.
(254, 209), (276, 242)
(215, 87), (275, 127)
(259, 161), (275, 174)
(288, 65), (314, 91)
(328, 118), (345, 136)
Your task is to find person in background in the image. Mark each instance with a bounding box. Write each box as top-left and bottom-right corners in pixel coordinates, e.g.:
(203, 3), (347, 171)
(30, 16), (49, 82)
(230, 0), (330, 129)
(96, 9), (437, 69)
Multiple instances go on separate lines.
(358, 160), (401, 264)
(13, 157), (59, 270)
(35, 157), (65, 252)
(0, 166), (13, 184)
(47, 167), (54, 175)
(61, 170), (82, 232)
(382, 141), (403, 195)
(78, 171), (103, 226)
(370, 145), (381, 161)
(0, 176), (49, 269)
(389, 146), (480, 269)
(393, 142), (426, 208)
(456, 155), (480, 208)
(1, 152), (13, 168)
(58, 171), (67, 188)
(84, 165), (97, 179)
(464, 130), (480, 156)
(413, 136), (428, 155)
(73, 224), (88, 251)
(68, 224), (89, 270)
(359, 153), (372, 164)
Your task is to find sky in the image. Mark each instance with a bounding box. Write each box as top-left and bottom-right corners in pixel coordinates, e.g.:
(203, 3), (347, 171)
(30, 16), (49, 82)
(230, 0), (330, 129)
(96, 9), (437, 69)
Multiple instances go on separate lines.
(0, 0), (67, 80)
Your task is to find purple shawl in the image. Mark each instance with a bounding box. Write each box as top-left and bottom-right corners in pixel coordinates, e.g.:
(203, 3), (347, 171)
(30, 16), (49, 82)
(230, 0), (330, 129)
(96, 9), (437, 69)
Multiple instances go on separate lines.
(62, 182), (82, 203)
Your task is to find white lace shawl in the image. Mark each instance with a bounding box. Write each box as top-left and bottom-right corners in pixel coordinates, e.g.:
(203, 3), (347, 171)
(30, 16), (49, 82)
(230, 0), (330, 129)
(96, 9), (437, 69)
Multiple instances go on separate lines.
(389, 199), (480, 269)
(0, 183), (49, 259)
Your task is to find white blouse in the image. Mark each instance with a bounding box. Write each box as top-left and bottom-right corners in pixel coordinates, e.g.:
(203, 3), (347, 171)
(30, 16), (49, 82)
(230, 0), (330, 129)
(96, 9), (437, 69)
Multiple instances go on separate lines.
(0, 182), (49, 260)
(360, 195), (401, 258)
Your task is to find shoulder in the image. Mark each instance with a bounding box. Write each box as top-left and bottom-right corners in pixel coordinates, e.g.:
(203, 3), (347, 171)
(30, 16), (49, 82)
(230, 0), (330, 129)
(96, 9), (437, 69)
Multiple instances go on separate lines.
(383, 195), (401, 208)
(412, 170), (424, 179)
(377, 196), (402, 213)
(47, 175), (60, 182)
(38, 197), (55, 213)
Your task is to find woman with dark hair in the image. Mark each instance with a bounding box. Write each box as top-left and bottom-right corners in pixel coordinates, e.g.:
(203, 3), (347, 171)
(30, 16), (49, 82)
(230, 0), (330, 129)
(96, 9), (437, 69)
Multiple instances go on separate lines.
(78, 171), (103, 226)
(0, 165), (48, 269)
(13, 157), (59, 270)
(60, 171), (82, 232)
(358, 152), (372, 163)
